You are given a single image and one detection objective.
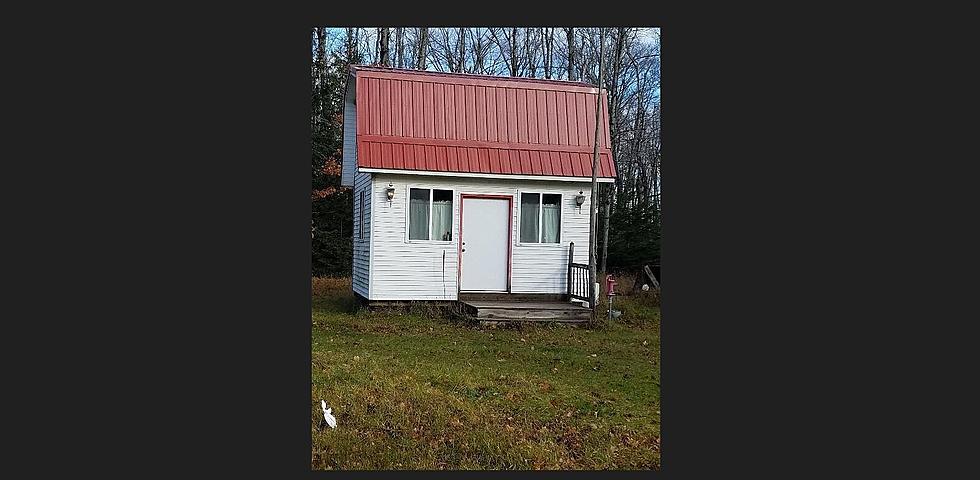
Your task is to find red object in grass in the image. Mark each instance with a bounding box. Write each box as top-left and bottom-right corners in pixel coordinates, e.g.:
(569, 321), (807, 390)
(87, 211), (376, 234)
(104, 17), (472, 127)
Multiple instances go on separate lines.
(605, 274), (618, 296)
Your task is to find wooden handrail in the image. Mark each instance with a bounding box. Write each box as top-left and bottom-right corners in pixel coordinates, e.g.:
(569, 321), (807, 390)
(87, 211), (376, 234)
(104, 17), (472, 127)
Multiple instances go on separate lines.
(567, 242), (591, 307)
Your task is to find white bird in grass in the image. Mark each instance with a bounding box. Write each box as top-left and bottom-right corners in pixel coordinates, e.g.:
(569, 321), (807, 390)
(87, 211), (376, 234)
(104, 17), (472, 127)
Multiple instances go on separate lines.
(321, 400), (337, 429)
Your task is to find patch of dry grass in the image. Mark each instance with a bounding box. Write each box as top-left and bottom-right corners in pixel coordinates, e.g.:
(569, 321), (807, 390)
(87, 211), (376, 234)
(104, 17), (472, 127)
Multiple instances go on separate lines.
(311, 279), (661, 470)
(312, 277), (351, 297)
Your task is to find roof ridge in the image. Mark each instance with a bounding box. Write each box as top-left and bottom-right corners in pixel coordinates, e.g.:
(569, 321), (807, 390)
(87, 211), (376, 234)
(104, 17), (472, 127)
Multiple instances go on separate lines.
(350, 64), (597, 89)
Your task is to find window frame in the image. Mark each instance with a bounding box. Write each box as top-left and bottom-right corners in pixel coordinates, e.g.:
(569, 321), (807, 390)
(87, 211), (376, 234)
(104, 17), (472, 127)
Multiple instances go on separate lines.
(405, 185), (456, 244)
(358, 190), (365, 241)
(516, 190), (564, 246)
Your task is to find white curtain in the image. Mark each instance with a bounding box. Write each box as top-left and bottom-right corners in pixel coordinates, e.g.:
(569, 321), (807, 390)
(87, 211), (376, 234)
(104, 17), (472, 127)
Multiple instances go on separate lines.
(542, 202), (560, 243)
(431, 199), (452, 241)
(409, 190), (429, 240)
(520, 194), (539, 243)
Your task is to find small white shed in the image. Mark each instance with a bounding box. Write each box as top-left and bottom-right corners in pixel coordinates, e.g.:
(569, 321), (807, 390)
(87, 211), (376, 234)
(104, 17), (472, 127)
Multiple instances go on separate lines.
(341, 66), (616, 303)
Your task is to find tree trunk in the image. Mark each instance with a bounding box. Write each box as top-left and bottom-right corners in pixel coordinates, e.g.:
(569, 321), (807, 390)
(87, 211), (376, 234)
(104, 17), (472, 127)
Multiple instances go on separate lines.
(458, 28), (466, 72)
(416, 28), (429, 70)
(345, 28), (359, 64)
(600, 28), (627, 275)
(541, 28), (552, 79)
(396, 28), (404, 68)
(525, 28), (536, 77)
(472, 28), (484, 74)
(565, 28), (575, 81)
(510, 28), (519, 76)
(610, 28), (627, 160)
(588, 28), (605, 311)
(312, 28), (327, 131)
(377, 28), (390, 66)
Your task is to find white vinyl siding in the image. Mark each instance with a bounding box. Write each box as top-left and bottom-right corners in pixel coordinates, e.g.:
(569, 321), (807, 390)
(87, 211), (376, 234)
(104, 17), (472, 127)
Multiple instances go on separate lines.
(351, 171), (371, 297)
(365, 173), (591, 300)
(341, 74), (357, 187)
(358, 191), (365, 239)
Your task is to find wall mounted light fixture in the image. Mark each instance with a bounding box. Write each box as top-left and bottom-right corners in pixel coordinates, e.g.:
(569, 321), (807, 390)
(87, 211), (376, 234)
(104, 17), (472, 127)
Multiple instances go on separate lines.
(386, 183), (395, 201)
(575, 191), (586, 207)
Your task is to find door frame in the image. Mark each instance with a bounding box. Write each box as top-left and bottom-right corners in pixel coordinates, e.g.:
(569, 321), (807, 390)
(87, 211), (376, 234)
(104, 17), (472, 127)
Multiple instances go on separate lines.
(457, 193), (513, 293)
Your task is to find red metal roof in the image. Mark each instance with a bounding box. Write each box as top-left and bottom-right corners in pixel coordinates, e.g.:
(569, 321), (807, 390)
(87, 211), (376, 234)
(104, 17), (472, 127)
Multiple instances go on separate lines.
(352, 66), (616, 179)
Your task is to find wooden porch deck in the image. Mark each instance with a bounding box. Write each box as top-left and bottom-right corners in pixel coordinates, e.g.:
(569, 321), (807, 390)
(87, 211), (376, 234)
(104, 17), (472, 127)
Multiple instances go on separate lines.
(458, 296), (592, 324)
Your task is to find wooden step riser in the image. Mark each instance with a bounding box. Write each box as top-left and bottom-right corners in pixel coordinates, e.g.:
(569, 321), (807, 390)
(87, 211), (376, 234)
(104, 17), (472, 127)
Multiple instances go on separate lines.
(477, 309), (592, 320)
(459, 294), (567, 302)
(479, 319), (589, 326)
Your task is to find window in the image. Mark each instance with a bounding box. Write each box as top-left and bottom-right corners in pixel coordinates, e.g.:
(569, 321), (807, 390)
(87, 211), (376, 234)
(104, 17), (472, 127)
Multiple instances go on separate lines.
(520, 193), (561, 243)
(358, 190), (365, 240)
(408, 188), (453, 241)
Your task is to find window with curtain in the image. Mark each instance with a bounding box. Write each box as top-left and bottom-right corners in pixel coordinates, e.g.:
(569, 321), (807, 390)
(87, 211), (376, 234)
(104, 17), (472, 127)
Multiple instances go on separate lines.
(432, 189), (453, 241)
(520, 192), (561, 243)
(409, 188), (453, 241)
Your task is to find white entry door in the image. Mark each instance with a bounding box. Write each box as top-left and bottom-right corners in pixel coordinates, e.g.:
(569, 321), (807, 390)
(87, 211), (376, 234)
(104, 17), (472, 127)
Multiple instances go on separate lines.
(460, 197), (510, 292)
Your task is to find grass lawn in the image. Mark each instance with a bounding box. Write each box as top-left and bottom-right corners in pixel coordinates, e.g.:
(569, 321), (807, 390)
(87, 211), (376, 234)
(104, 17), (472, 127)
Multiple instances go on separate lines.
(311, 278), (661, 470)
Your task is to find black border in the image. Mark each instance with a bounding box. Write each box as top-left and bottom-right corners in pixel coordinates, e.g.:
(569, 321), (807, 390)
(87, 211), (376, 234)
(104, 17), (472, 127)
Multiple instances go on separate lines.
(43, 9), (871, 476)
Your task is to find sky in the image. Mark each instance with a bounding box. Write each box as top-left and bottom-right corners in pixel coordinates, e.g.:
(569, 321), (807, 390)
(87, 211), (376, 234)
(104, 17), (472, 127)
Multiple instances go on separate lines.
(317, 27), (660, 64)
(316, 27), (660, 100)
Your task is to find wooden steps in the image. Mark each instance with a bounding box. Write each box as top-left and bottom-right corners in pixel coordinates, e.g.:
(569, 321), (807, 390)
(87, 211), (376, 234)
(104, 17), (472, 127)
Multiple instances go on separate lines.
(458, 293), (567, 303)
(460, 300), (592, 323)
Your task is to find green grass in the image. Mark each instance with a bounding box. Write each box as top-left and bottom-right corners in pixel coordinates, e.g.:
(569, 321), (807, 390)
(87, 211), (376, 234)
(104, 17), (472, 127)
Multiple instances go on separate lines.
(311, 278), (661, 470)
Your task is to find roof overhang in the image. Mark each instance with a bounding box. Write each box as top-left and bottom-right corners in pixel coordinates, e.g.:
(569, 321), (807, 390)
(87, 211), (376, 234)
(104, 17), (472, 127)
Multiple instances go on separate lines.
(359, 167), (615, 183)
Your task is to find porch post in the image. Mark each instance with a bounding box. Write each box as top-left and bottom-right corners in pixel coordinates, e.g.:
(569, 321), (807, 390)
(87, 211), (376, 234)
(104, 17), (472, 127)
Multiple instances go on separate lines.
(567, 242), (575, 299)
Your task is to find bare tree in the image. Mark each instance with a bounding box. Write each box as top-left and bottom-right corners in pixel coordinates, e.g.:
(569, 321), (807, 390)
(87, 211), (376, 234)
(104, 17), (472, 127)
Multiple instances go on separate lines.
(524, 28), (539, 77)
(344, 28), (360, 64)
(376, 28), (390, 66)
(564, 27), (576, 81)
(490, 28), (522, 77)
(541, 28), (555, 79)
(469, 28), (491, 74)
(600, 27), (629, 274)
(431, 28), (467, 73)
(312, 28), (328, 132)
(415, 28), (429, 70)
(458, 28), (466, 72)
(588, 27), (605, 310)
(395, 28), (404, 68)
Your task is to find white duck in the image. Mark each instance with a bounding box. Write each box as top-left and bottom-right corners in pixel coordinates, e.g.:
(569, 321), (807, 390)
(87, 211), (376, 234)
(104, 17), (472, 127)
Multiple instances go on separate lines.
(321, 400), (337, 429)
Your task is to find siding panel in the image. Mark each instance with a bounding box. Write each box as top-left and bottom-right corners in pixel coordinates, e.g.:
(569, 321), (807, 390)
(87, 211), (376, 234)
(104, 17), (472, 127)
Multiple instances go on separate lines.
(351, 171), (372, 298)
(366, 173), (593, 299)
(341, 80), (357, 186)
